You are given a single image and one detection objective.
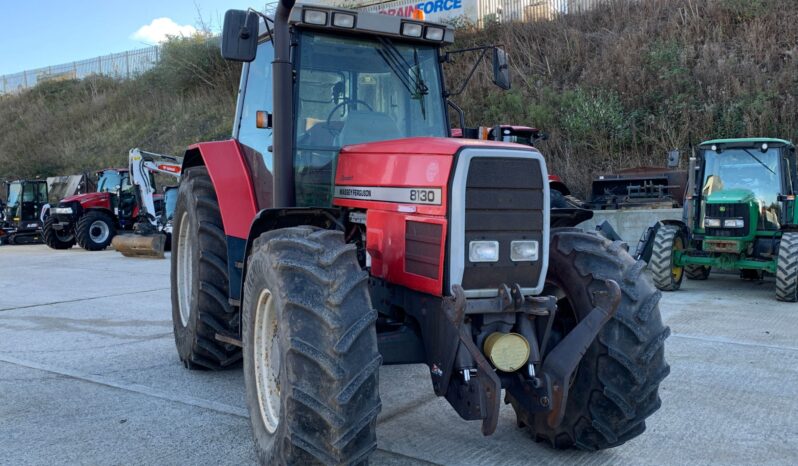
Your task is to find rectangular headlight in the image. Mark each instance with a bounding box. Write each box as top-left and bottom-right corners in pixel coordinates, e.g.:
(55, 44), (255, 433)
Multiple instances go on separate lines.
(332, 12), (355, 28)
(510, 240), (539, 262)
(52, 207), (73, 215)
(425, 26), (445, 41)
(303, 9), (328, 25)
(401, 22), (423, 38)
(723, 218), (745, 228)
(704, 218), (721, 228)
(469, 240), (499, 263)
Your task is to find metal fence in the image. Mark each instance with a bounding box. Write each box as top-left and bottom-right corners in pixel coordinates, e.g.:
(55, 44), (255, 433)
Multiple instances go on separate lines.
(477, 0), (608, 25)
(0, 46), (160, 95)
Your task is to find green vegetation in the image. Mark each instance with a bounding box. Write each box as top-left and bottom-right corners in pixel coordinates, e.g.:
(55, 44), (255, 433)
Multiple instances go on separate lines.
(2, 0), (798, 196)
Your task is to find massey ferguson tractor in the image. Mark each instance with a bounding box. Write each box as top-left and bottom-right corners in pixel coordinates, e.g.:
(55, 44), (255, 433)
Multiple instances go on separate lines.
(169, 3), (669, 464)
(646, 138), (798, 301)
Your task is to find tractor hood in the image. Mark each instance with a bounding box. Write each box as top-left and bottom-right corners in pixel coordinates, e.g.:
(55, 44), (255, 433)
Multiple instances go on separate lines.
(705, 188), (756, 204)
(340, 137), (533, 156)
(61, 192), (111, 205)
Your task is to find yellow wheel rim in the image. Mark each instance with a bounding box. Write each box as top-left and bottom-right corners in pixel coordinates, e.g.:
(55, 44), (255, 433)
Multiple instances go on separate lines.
(672, 236), (684, 282)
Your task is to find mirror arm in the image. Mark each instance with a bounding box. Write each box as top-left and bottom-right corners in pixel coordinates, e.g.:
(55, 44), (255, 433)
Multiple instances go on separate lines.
(447, 99), (466, 130)
(447, 48), (488, 97)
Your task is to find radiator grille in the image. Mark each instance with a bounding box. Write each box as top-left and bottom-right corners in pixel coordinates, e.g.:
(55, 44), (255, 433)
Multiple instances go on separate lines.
(705, 203), (749, 237)
(461, 157), (545, 290)
(405, 221), (442, 279)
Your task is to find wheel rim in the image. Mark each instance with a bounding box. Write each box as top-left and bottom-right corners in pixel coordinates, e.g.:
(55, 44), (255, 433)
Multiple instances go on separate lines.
(671, 236), (684, 283)
(253, 288), (280, 434)
(176, 212), (193, 327)
(89, 220), (110, 244)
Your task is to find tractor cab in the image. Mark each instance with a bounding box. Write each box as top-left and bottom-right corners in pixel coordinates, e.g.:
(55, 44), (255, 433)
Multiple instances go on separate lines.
(697, 139), (795, 235)
(1, 179), (48, 244)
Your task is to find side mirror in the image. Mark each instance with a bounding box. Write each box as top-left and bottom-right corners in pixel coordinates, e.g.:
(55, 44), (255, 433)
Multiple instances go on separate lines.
(667, 149), (681, 168)
(492, 48), (511, 90)
(221, 9), (258, 62)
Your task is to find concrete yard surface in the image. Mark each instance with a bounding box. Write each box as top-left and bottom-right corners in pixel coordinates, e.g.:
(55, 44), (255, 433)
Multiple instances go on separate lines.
(1, 244), (797, 465)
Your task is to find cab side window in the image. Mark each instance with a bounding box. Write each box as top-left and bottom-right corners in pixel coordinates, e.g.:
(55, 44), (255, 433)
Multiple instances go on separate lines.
(237, 40), (275, 172)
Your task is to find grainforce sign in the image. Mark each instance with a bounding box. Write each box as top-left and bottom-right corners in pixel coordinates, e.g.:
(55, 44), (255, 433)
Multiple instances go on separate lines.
(362, 0), (477, 23)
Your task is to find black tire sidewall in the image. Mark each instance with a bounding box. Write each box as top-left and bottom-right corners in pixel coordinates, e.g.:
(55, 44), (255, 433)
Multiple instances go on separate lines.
(77, 211), (116, 250)
(170, 175), (203, 362)
(242, 251), (284, 464)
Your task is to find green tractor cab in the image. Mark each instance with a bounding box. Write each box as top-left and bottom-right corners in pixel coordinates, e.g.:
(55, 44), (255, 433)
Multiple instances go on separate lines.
(646, 138), (798, 301)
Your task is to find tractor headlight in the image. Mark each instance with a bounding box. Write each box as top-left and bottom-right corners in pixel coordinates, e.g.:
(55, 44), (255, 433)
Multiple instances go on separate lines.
(332, 12), (356, 28)
(469, 241), (499, 262)
(52, 207), (73, 215)
(510, 240), (539, 262)
(704, 218), (721, 228)
(303, 9), (328, 25)
(723, 218), (745, 228)
(425, 26), (445, 41)
(401, 22), (423, 38)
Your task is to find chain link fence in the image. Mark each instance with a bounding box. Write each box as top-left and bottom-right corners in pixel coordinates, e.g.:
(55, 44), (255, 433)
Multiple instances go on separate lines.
(0, 46), (160, 95)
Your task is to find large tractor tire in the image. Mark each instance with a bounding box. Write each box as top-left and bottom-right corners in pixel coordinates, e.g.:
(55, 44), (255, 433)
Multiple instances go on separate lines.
(170, 167), (241, 370)
(509, 229), (670, 450)
(685, 265), (710, 280)
(43, 216), (75, 250)
(242, 227), (381, 465)
(75, 210), (116, 251)
(649, 225), (684, 291)
(775, 232), (798, 302)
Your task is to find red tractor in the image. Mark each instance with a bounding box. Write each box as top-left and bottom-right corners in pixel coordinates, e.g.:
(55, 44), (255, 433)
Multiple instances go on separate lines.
(45, 168), (161, 250)
(169, 3), (669, 464)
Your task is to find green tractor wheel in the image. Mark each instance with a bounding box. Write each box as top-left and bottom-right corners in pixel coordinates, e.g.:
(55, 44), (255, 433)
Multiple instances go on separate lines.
(649, 226), (684, 291)
(685, 265), (710, 280)
(776, 232), (798, 302)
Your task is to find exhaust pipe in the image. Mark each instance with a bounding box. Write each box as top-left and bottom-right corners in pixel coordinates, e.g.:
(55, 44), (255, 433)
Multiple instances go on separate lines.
(272, 0), (297, 209)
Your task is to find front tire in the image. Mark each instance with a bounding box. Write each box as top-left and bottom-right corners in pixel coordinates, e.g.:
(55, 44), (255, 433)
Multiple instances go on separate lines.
(509, 229), (670, 450)
(43, 216), (75, 249)
(75, 211), (116, 250)
(775, 232), (798, 302)
(649, 225), (684, 291)
(242, 227), (381, 465)
(170, 166), (241, 370)
(685, 265), (710, 280)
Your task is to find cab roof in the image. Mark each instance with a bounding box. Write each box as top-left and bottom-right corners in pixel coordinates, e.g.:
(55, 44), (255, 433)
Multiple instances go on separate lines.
(700, 137), (794, 148)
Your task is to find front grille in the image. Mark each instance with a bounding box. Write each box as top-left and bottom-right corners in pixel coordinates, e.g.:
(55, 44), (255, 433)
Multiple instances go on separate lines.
(461, 157), (545, 290)
(705, 203), (748, 237)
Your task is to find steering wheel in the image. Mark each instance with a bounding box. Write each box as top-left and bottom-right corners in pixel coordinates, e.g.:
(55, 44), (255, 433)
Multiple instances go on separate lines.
(326, 99), (374, 127)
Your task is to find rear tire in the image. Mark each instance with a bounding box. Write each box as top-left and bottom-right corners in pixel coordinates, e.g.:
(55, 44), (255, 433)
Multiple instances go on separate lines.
(75, 210), (115, 250)
(775, 232), (798, 302)
(649, 226), (684, 291)
(510, 229), (670, 450)
(170, 166), (241, 370)
(43, 216), (75, 249)
(685, 265), (710, 280)
(243, 227), (381, 465)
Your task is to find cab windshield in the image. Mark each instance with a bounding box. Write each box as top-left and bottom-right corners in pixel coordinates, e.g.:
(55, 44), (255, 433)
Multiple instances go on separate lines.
(702, 147), (783, 228)
(294, 31), (447, 206)
(97, 170), (129, 193)
(6, 182), (21, 208)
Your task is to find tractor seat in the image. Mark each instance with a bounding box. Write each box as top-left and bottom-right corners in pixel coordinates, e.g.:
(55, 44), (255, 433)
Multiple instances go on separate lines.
(338, 111), (400, 147)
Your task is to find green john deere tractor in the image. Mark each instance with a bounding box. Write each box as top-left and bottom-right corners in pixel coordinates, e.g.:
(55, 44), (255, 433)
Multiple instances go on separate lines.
(646, 138), (798, 301)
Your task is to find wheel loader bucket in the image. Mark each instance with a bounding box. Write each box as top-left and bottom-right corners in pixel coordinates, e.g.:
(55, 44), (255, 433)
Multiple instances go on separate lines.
(112, 233), (166, 259)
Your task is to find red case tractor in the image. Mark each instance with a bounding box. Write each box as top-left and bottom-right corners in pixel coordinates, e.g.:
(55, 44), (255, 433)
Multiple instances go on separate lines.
(45, 168), (162, 250)
(169, 3), (670, 464)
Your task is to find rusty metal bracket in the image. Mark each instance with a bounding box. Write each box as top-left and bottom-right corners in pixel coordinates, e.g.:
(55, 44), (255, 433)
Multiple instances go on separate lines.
(541, 279), (621, 429)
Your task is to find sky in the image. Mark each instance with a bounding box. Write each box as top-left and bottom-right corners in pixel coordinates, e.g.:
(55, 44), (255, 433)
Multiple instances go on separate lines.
(0, 0), (260, 76)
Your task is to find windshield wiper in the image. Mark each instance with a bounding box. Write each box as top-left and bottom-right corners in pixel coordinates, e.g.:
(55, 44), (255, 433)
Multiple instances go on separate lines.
(377, 37), (428, 101)
(741, 148), (776, 176)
